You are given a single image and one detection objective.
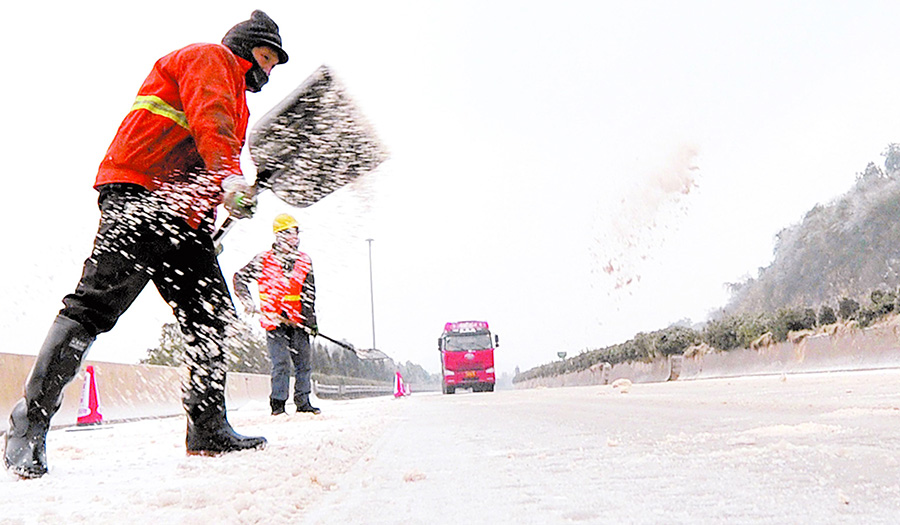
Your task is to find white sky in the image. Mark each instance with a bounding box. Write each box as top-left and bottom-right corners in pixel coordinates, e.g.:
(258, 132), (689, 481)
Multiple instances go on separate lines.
(1, 1), (898, 375)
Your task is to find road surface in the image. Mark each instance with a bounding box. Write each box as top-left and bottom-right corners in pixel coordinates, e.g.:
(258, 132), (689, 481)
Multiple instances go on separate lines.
(3, 370), (900, 523)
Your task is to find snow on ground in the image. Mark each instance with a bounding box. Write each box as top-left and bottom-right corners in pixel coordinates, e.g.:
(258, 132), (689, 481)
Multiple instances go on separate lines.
(0, 397), (398, 525)
(4, 370), (900, 524)
(300, 371), (900, 524)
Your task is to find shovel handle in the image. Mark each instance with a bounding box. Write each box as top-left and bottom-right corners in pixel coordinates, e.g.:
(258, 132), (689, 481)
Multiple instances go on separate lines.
(315, 332), (354, 351)
(213, 216), (236, 244)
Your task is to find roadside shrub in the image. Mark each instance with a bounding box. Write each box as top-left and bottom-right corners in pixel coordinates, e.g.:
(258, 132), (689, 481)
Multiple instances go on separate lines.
(857, 306), (879, 328)
(818, 305), (837, 325)
(702, 316), (739, 351)
(655, 326), (701, 356)
(772, 307), (815, 341)
(513, 325), (700, 382)
(838, 297), (860, 321)
(870, 289), (896, 316)
(802, 308), (817, 328)
(702, 313), (771, 351)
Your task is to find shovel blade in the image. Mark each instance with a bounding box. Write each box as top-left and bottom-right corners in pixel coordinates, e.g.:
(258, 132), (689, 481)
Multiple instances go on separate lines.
(248, 65), (389, 208)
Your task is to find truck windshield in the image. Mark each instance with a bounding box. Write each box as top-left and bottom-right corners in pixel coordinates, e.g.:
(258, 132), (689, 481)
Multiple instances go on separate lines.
(445, 333), (493, 351)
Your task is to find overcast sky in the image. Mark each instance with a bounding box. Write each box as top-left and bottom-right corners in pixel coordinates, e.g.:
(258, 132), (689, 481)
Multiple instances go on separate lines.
(1, 1), (898, 375)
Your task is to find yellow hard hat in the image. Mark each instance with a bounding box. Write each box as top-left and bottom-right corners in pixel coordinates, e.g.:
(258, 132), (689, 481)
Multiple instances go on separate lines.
(272, 213), (299, 233)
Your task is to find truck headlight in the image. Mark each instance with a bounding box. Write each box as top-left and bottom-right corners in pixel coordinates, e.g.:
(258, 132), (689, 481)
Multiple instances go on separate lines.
(485, 368), (494, 374)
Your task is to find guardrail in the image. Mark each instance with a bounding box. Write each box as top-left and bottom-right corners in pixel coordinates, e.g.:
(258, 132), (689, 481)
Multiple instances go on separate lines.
(312, 380), (393, 399)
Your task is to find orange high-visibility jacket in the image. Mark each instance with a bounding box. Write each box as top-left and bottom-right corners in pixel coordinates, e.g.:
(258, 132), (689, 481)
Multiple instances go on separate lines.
(258, 250), (315, 331)
(95, 43), (252, 229)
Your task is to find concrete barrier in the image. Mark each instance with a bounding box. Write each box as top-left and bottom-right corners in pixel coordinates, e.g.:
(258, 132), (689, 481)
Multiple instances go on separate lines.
(681, 322), (900, 379)
(515, 320), (900, 389)
(516, 355), (679, 389)
(1, 353), (270, 434)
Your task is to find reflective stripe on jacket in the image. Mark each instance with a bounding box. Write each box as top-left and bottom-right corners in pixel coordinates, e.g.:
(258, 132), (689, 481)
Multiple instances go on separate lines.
(258, 250), (314, 331)
(95, 43), (252, 229)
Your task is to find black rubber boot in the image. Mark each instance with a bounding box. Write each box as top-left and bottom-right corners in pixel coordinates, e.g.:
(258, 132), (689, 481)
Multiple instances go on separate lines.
(185, 400), (268, 455)
(183, 344), (266, 455)
(295, 393), (321, 415)
(269, 398), (286, 415)
(4, 315), (94, 478)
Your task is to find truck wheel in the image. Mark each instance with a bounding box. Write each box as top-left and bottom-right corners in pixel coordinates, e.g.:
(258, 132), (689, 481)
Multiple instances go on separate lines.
(485, 383), (494, 392)
(442, 385), (455, 395)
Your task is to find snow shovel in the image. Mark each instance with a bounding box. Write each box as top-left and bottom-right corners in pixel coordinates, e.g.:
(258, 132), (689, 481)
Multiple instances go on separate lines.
(213, 64), (389, 251)
(314, 332), (389, 361)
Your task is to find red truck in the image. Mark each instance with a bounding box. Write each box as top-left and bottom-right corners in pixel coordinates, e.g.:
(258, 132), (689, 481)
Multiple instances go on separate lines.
(438, 320), (498, 394)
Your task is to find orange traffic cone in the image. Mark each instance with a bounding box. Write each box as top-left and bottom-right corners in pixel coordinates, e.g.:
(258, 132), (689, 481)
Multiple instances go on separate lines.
(76, 365), (103, 426)
(393, 371), (404, 398)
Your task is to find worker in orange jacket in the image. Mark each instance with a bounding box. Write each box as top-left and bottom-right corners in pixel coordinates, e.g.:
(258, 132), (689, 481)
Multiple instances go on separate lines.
(4, 11), (288, 479)
(234, 214), (321, 415)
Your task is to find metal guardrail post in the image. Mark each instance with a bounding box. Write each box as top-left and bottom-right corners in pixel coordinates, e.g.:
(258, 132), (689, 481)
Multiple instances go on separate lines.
(308, 381), (394, 398)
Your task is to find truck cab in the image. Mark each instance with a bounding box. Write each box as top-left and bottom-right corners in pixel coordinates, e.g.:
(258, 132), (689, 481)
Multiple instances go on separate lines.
(438, 320), (498, 394)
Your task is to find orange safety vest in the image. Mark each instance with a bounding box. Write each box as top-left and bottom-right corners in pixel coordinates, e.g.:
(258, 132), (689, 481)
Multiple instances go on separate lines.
(258, 250), (313, 331)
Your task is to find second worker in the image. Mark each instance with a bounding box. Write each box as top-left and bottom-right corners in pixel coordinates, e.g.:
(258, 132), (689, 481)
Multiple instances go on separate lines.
(234, 214), (321, 415)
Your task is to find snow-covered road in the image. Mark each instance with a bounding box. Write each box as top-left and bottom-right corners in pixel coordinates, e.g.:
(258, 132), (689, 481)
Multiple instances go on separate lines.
(4, 370), (900, 524)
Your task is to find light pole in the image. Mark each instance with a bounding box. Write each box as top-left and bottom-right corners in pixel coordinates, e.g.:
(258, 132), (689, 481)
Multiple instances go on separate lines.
(366, 238), (376, 351)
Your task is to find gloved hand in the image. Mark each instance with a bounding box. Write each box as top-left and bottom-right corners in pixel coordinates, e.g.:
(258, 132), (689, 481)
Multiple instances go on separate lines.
(307, 324), (318, 337)
(222, 175), (256, 219)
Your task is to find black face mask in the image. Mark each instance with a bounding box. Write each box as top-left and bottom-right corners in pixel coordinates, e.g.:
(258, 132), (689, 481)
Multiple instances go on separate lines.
(246, 65), (269, 93)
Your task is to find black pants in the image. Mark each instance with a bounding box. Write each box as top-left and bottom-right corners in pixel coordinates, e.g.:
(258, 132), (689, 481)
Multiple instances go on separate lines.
(61, 184), (235, 402)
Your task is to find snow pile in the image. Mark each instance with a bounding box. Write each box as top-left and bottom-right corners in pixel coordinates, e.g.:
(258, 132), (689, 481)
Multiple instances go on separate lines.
(611, 377), (633, 393)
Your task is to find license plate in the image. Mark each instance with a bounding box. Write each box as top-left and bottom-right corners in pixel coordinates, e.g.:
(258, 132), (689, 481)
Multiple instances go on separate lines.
(464, 371), (477, 378)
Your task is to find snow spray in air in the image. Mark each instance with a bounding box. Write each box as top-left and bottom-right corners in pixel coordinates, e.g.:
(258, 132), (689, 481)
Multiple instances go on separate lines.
(592, 143), (700, 291)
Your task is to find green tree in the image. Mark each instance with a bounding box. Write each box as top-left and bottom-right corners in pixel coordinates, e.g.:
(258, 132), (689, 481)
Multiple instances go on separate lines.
(724, 145), (900, 316)
(142, 320), (270, 374)
(142, 323), (185, 367)
(884, 143), (900, 174)
(398, 361), (439, 385)
(224, 320), (270, 374)
(143, 321), (429, 384)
